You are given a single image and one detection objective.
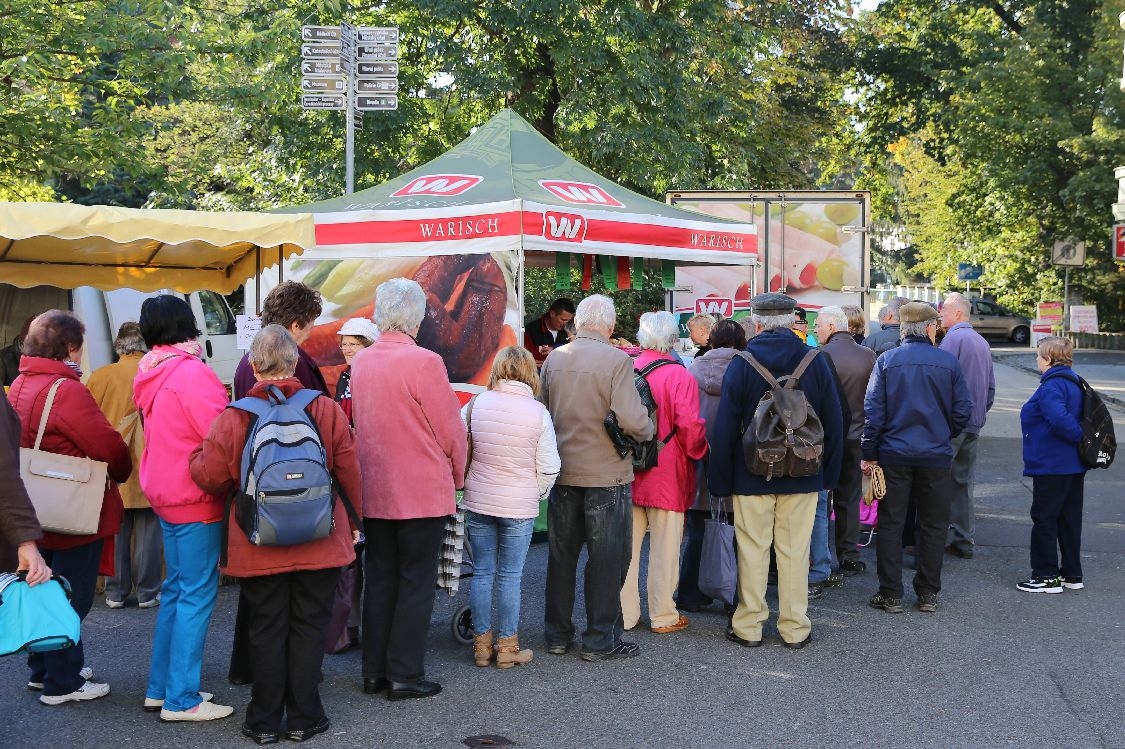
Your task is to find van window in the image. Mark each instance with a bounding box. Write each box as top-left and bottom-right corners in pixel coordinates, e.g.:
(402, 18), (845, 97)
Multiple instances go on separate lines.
(973, 300), (1000, 316)
(198, 290), (236, 335)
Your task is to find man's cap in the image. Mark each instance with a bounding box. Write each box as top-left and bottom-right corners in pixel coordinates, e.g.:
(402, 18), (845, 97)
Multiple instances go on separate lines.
(338, 316), (381, 341)
(749, 292), (797, 314)
(898, 302), (939, 324)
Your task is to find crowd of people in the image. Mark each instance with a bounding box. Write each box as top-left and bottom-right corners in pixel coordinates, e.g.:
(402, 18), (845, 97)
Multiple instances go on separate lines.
(0, 282), (1095, 743)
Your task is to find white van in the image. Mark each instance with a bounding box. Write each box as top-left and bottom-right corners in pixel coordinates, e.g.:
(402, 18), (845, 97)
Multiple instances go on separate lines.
(0, 283), (240, 388)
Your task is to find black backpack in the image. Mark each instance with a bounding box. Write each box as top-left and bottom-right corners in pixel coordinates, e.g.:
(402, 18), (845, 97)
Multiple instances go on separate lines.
(604, 358), (681, 471)
(737, 350), (825, 480)
(1062, 374), (1117, 470)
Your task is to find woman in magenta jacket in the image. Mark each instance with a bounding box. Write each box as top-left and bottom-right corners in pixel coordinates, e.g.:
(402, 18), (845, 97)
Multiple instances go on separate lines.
(9, 310), (132, 705)
(133, 296), (233, 722)
(621, 311), (708, 634)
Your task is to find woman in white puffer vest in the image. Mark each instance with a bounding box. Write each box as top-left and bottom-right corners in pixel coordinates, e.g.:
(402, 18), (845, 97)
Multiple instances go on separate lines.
(462, 346), (560, 669)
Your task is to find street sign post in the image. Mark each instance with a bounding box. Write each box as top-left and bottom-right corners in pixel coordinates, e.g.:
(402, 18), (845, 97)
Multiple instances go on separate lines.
(956, 263), (983, 281)
(356, 95), (398, 111)
(300, 94), (346, 110)
(1051, 238), (1086, 266)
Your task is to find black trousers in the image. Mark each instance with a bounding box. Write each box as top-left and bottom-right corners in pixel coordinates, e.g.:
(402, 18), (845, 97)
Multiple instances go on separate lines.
(875, 465), (951, 598)
(833, 440), (863, 563)
(361, 516), (445, 683)
(240, 567), (340, 734)
(1029, 474), (1085, 579)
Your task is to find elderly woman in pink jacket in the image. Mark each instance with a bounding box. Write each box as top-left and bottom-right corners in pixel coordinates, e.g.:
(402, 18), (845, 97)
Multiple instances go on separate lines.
(462, 346), (560, 669)
(351, 278), (467, 702)
(621, 311), (708, 634)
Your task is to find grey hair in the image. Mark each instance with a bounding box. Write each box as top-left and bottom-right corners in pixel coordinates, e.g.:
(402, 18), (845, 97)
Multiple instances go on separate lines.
(686, 313), (716, 333)
(900, 320), (934, 339)
(943, 292), (971, 316)
(113, 322), (147, 356)
(751, 312), (795, 331)
(636, 311), (680, 353)
(881, 296), (910, 323)
(574, 294), (616, 332)
(816, 306), (847, 333)
(250, 324), (299, 379)
(374, 278), (427, 335)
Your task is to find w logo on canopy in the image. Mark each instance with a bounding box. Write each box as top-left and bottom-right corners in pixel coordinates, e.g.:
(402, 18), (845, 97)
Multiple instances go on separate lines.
(391, 174), (483, 197)
(539, 180), (624, 207)
(543, 211), (587, 243)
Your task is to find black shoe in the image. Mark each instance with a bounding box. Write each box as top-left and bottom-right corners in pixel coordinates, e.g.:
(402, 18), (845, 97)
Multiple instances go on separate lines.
(916, 593), (938, 613)
(945, 544), (973, 559)
(229, 675), (253, 686)
(363, 677), (390, 695)
(285, 717), (329, 742)
(838, 559), (866, 576)
(784, 633), (812, 650)
(241, 725), (280, 745)
(725, 628), (763, 648)
(546, 640), (574, 655)
(580, 641), (640, 662)
(808, 584), (825, 600)
(868, 592), (904, 613)
(387, 680), (442, 701)
(821, 571), (845, 587)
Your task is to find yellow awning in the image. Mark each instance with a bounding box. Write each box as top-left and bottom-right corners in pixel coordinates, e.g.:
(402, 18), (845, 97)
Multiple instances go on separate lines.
(0, 202), (315, 293)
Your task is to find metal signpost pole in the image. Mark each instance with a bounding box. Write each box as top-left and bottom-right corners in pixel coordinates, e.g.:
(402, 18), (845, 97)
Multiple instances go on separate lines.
(342, 23), (356, 194)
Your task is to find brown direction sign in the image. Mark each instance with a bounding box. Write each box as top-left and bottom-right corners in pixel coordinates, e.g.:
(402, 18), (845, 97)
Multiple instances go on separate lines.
(357, 27), (398, 43)
(302, 25), (341, 42)
(355, 94), (398, 111)
(301, 76), (346, 92)
(301, 43), (342, 58)
(356, 43), (398, 60)
(356, 79), (398, 93)
(302, 60), (343, 75)
(355, 61), (398, 77)
(301, 93), (346, 110)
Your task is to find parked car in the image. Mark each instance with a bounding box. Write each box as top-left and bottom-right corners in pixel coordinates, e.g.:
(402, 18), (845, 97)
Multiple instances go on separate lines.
(970, 299), (1031, 343)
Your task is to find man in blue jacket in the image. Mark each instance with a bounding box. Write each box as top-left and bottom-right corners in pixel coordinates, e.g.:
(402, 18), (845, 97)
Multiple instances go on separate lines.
(709, 293), (844, 650)
(862, 302), (973, 614)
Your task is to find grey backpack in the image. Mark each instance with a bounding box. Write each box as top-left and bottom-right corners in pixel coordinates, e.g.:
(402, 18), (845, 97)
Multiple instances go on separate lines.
(738, 350), (825, 480)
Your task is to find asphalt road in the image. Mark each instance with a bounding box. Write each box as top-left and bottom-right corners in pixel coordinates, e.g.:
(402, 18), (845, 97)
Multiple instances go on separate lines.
(2, 360), (1123, 749)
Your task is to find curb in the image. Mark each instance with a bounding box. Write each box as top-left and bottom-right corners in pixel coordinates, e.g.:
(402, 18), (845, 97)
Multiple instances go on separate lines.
(992, 353), (1125, 412)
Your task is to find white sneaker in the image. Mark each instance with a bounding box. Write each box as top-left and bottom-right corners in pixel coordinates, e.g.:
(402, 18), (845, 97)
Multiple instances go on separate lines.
(138, 596), (160, 609)
(39, 680), (110, 705)
(29, 666), (93, 691)
(1062, 577), (1085, 590)
(160, 700), (234, 722)
(105, 597), (125, 609)
(144, 691), (214, 712)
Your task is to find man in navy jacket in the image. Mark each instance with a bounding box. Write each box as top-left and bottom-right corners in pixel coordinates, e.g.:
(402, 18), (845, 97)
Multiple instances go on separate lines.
(862, 302), (973, 614)
(709, 293), (844, 650)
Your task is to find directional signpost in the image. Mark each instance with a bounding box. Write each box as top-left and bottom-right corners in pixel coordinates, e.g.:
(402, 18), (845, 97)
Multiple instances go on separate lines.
(300, 24), (400, 193)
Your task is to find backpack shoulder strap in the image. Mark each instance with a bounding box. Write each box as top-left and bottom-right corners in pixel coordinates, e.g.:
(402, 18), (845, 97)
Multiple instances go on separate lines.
(736, 351), (780, 388)
(285, 388), (321, 411)
(785, 349), (821, 389)
(636, 358), (680, 379)
(465, 393), (479, 435)
(228, 395), (271, 418)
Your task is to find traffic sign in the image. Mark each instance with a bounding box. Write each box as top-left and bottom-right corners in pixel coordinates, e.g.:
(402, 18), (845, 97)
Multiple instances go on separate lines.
(301, 43), (342, 58)
(1114, 224), (1125, 261)
(301, 93), (346, 110)
(301, 76), (346, 92)
(357, 27), (398, 43)
(301, 60), (343, 75)
(357, 43), (398, 60)
(356, 61), (398, 77)
(302, 25), (341, 42)
(356, 78), (398, 93)
(1051, 238), (1086, 266)
(355, 94), (398, 111)
(956, 263), (983, 281)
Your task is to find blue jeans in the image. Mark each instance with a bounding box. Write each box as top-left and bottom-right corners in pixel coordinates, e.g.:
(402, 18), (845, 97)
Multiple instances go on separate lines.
(146, 520), (221, 712)
(466, 512), (534, 638)
(544, 484), (633, 654)
(809, 490), (838, 583)
(29, 540), (102, 696)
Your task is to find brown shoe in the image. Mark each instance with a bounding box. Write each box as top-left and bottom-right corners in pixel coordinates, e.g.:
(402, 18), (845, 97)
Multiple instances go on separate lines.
(650, 614), (690, 634)
(495, 635), (533, 669)
(472, 631), (494, 667)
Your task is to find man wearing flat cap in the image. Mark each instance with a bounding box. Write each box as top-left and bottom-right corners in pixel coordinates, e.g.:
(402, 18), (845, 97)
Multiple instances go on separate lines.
(861, 302), (973, 615)
(709, 292), (844, 650)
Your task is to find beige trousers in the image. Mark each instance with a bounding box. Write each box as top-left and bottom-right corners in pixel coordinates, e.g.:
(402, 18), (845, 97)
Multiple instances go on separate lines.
(621, 505), (685, 630)
(731, 492), (817, 645)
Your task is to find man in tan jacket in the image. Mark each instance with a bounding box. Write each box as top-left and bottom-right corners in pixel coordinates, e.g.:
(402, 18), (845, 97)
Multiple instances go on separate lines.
(87, 322), (162, 609)
(539, 295), (653, 661)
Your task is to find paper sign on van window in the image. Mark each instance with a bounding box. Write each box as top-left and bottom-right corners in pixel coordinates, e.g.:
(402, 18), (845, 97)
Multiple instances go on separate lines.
(237, 315), (262, 350)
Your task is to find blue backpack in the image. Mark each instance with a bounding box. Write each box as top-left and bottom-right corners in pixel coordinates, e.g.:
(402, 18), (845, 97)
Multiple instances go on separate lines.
(0, 573), (81, 657)
(229, 386), (338, 547)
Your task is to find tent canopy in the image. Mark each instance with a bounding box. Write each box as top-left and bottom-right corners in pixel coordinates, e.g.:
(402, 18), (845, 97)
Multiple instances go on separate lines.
(292, 109), (756, 266)
(0, 202), (315, 293)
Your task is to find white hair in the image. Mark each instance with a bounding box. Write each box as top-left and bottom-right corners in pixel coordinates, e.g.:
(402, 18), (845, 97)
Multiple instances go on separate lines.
(374, 278), (426, 335)
(816, 306), (848, 333)
(900, 320), (933, 339)
(943, 292), (971, 317)
(636, 311), (680, 353)
(751, 312), (795, 331)
(575, 294), (616, 332)
(250, 324), (299, 379)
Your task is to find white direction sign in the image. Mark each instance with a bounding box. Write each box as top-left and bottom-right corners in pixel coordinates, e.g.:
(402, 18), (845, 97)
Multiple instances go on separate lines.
(357, 27), (399, 43)
(302, 60), (343, 75)
(301, 93), (346, 110)
(356, 43), (399, 60)
(356, 94), (398, 111)
(356, 78), (398, 93)
(301, 43), (342, 58)
(356, 61), (398, 77)
(302, 25), (341, 42)
(301, 76), (346, 92)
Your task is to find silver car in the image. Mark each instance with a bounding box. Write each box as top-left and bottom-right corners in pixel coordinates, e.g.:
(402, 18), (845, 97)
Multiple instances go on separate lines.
(970, 299), (1031, 343)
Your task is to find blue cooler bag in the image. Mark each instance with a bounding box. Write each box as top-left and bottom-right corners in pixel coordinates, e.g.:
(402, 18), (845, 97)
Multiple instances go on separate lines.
(0, 572), (81, 657)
